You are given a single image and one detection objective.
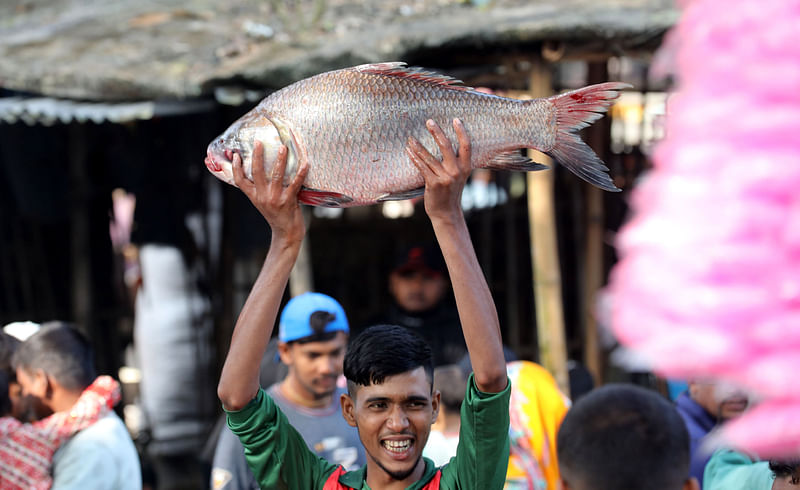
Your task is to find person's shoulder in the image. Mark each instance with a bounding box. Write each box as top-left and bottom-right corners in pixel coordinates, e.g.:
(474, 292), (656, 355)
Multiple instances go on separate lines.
(52, 412), (141, 488)
(61, 411), (133, 447)
(674, 394), (715, 435)
(57, 411), (139, 469)
(704, 449), (773, 490)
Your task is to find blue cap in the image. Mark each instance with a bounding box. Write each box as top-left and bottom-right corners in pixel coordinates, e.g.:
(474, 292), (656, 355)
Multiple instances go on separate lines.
(278, 292), (349, 343)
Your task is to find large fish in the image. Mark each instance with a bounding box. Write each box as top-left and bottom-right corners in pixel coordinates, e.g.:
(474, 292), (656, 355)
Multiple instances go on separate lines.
(205, 62), (629, 207)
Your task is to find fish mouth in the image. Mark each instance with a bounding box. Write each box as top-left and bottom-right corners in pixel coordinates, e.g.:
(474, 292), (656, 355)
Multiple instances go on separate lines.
(205, 146), (241, 173)
(205, 152), (222, 172)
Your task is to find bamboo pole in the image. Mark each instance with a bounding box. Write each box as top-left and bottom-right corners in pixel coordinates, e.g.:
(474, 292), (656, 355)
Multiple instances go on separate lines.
(582, 61), (612, 386)
(526, 63), (570, 395)
(583, 184), (604, 384)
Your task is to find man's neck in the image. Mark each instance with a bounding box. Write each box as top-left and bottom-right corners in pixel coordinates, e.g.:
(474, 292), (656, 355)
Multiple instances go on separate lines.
(364, 458), (427, 490)
(50, 388), (83, 414)
(278, 377), (332, 409)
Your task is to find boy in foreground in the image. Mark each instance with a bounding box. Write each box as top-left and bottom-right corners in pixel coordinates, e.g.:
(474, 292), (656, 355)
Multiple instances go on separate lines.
(217, 118), (510, 489)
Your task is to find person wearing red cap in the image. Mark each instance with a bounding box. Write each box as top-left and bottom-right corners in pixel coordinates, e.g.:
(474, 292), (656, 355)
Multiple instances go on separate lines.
(367, 243), (466, 366)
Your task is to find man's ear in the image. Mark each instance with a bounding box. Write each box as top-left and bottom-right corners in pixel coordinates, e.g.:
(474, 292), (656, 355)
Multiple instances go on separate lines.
(684, 477), (700, 490)
(341, 392), (357, 427)
(277, 342), (292, 366)
(431, 389), (441, 424)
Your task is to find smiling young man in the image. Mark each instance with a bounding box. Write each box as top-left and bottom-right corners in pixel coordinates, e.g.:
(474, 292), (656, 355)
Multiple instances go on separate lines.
(217, 118), (511, 489)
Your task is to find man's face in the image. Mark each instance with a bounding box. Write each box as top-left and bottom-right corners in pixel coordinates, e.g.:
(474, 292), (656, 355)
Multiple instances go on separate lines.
(389, 268), (447, 313)
(14, 368), (53, 420)
(690, 382), (749, 421)
(279, 332), (347, 401)
(772, 474), (799, 490)
(342, 367), (440, 485)
(7, 379), (35, 422)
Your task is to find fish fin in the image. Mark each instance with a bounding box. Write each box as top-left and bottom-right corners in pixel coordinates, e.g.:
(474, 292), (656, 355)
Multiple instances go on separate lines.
(482, 151), (550, 172)
(545, 82), (632, 192)
(377, 187), (425, 202)
(353, 62), (472, 92)
(298, 188), (354, 208)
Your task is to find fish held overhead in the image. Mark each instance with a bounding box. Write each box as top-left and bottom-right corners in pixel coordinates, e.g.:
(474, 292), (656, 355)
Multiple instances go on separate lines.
(205, 62), (630, 207)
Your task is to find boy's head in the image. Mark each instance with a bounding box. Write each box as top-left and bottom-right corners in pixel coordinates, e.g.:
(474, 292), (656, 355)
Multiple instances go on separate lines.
(341, 325), (438, 483)
(770, 460), (800, 489)
(277, 292), (349, 401)
(557, 384), (698, 490)
(12, 322), (96, 419)
(433, 364), (467, 415)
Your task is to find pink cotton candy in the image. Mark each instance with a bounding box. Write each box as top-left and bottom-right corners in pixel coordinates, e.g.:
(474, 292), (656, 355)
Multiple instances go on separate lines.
(606, 0), (800, 457)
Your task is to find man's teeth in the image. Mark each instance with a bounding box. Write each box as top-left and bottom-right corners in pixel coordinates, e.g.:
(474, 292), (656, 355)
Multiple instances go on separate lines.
(383, 440), (412, 453)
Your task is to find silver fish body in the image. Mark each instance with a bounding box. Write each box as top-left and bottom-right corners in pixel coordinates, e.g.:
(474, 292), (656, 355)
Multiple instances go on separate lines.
(205, 62), (628, 206)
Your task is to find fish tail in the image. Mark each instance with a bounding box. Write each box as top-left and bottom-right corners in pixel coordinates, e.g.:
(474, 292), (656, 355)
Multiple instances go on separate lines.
(546, 82), (631, 192)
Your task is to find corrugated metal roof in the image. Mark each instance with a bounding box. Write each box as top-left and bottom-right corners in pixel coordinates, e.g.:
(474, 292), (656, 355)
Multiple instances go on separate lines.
(0, 97), (215, 125)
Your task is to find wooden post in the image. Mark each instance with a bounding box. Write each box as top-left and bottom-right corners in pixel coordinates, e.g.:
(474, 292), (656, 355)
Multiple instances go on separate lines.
(583, 61), (612, 386)
(289, 207), (314, 297)
(526, 63), (570, 395)
(583, 183), (604, 384)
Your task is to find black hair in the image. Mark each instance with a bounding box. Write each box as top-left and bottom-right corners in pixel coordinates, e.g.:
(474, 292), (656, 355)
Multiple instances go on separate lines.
(290, 310), (341, 345)
(0, 331), (20, 381)
(557, 384), (690, 490)
(769, 460), (800, 484)
(12, 322), (96, 392)
(344, 324), (433, 396)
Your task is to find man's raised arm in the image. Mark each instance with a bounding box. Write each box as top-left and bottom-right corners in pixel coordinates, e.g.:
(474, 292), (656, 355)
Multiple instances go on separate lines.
(217, 142), (309, 411)
(406, 119), (508, 393)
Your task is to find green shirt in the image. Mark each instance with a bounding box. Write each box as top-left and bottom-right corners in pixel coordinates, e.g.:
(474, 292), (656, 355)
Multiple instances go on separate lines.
(226, 374), (511, 489)
(703, 449), (774, 490)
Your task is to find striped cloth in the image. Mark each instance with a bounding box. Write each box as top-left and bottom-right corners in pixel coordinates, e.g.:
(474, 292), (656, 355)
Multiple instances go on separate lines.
(0, 375), (121, 489)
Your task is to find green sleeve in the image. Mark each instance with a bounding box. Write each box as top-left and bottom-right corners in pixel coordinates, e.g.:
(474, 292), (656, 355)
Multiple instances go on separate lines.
(703, 449), (774, 490)
(439, 374), (511, 490)
(225, 389), (339, 489)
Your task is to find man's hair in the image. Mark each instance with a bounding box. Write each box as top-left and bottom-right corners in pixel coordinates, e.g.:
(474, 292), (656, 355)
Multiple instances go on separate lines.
(344, 324), (433, 396)
(291, 311), (340, 345)
(12, 322), (96, 392)
(0, 331), (20, 381)
(557, 384), (690, 490)
(769, 460), (800, 484)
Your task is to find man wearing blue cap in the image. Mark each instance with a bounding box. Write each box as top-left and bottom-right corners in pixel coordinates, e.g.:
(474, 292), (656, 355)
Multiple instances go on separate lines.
(211, 292), (366, 490)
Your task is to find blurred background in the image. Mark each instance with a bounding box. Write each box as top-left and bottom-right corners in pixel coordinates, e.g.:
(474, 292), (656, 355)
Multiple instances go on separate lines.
(0, 0), (677, 487)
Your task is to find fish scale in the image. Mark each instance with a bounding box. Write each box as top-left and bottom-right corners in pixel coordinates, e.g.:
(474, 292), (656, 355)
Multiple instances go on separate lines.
(205, 62), (630, 206)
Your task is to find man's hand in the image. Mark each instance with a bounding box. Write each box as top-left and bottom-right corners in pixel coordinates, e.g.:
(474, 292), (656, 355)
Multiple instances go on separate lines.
(219, 141), (309, 411)
(407, 118), (506, 393)
(232, 141), (309, 245)
(405, 118), (472, 221)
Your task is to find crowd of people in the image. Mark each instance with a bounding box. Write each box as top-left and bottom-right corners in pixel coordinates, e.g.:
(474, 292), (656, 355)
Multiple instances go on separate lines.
(1, 120), (797, 489)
